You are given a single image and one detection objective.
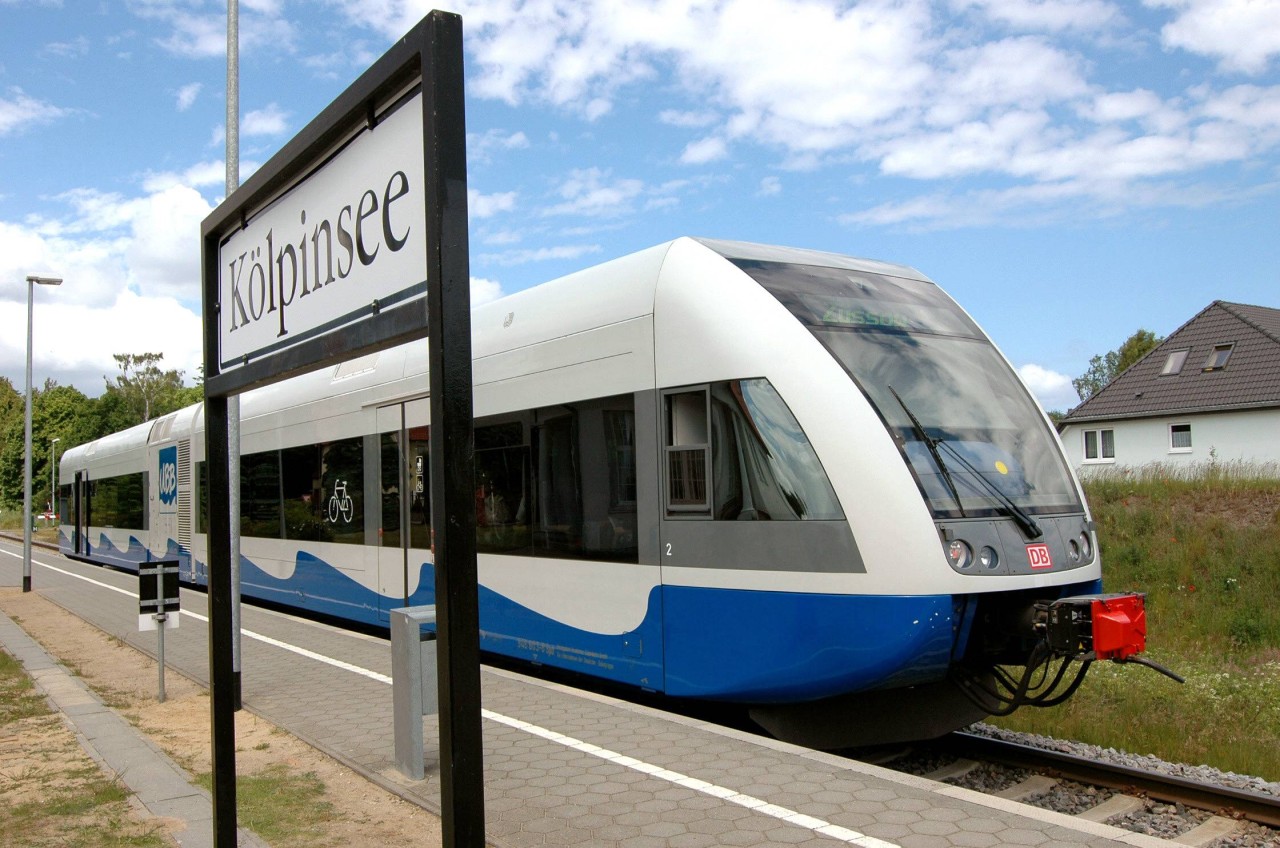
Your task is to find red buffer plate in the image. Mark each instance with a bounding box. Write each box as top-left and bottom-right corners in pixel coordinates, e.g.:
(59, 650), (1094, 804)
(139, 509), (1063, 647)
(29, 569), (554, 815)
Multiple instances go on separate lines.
(1091, 594), (1147, 660)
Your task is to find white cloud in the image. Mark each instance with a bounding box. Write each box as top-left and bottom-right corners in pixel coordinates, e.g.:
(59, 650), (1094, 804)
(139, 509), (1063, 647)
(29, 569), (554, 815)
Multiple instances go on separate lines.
(471, 276), (505, 305)
(176, 82), (202, 111)
(467, 128), (530, 163)
(660, 110), (719, 128)
(333, 0), (1280, 225)
(479, 244), (603, 266)
(131, 0), (298, 59)
(544, 168), (645, 217)
(242, 104), (289, 137)
(1148, 0), (1280, 75)
(1017, 363), (1077, 411)
(952, 0), (1123, 33)
(757, 176), (782, 197)
(469, 189), (518, 218)
(0, 88), (71, 136)
(680, 136), (727, 165)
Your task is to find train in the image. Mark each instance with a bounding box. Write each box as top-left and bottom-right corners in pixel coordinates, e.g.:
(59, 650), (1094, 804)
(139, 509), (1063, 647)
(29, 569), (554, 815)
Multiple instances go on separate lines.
(57, 237), (1153, 747)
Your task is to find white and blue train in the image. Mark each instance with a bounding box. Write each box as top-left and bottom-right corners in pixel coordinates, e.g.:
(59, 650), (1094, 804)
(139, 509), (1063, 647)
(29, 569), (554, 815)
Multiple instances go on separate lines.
(58, 238), (1139, 746)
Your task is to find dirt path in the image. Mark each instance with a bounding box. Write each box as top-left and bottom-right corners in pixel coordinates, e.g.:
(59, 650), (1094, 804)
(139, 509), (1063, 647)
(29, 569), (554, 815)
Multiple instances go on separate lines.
(0, 588), (443, 848)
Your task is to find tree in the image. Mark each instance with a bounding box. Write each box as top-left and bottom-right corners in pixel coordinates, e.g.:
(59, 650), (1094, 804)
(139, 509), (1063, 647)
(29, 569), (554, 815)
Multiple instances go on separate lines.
(103, 352), (196, 428)
(1073, 329), (1162, 403)
(0, 382), (97, 511)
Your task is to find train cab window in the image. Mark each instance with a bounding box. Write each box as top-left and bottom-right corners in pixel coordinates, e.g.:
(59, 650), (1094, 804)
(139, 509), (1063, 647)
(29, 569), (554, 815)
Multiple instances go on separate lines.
(664, 389), (711, 513)
(665, 381), (843, 520)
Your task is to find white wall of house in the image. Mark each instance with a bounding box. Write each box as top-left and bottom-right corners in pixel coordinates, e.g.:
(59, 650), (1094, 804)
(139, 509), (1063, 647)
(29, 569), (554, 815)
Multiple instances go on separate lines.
(1061, 407), (1280, 475)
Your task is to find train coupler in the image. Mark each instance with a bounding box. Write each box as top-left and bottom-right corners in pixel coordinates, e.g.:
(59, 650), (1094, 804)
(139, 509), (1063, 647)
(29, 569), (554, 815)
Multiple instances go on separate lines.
(1044, 593), (1183, 683)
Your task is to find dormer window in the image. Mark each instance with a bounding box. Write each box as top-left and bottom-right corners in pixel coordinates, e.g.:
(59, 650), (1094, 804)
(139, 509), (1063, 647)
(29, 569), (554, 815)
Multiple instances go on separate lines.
(1161, 349), (1189, 375)
(1203, 343), (1234, 371)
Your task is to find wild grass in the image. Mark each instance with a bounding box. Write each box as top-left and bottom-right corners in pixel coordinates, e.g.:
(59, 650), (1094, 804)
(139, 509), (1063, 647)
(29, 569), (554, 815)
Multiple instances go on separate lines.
(195, 764), (336, 846)
(990, 461), (1280, 780)
(1, 649), (170, 847)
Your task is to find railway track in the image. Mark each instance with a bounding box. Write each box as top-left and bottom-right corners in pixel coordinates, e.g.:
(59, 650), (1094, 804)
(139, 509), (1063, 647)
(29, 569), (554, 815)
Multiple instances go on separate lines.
(878, 729), (1280, 846)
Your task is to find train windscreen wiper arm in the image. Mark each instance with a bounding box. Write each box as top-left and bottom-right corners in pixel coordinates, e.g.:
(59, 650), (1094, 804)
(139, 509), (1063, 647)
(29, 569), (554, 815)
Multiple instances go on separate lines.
(935, 439), (1043, 540)
(888, 386), (966, 518)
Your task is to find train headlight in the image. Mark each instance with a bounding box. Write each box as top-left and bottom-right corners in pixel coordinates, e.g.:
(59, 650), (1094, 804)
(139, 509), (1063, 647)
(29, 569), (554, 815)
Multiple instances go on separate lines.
(1068, 539), (1081, 563)
(978, 546), (999, 570)
(947, 539), (973, 570)
(1078, 532), (1093, 562)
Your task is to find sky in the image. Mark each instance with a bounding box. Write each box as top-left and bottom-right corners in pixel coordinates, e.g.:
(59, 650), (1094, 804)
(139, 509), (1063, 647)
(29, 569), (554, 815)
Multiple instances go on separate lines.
(1, 0), (1278, 414)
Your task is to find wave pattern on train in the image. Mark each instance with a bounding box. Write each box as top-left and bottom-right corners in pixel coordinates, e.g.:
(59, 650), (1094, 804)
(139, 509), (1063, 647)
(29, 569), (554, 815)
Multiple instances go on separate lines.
(57, 238), (1163, 747)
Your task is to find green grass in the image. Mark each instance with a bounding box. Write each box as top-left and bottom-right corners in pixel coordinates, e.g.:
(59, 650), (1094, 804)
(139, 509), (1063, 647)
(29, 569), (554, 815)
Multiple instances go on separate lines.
(1, 648), (51, 725)
(195, 763), (336, 847)
(990, 462), (1280, 780)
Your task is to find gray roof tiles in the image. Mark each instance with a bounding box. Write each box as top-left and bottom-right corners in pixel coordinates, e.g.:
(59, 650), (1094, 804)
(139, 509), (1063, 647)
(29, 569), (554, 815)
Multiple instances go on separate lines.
(1062, 301), (1280, 423)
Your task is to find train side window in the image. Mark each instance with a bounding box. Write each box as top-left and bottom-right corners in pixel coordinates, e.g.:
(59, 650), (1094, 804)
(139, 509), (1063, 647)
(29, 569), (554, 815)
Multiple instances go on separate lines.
(241, 451), (282, 539)
(476, 419), (531, 555)
(664, 388), (711, 514)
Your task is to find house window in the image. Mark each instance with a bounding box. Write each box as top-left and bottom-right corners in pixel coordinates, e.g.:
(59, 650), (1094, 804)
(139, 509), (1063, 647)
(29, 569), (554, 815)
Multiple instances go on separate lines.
(1161, 349), (1189, 375)
(1083, 429), (1115, 462)
(1203, 344), (1233, 371)
(1170, 423), (1192, 452)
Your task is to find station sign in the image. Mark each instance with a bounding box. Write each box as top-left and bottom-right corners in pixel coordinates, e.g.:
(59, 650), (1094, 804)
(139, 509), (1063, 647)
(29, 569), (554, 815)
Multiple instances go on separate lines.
(217, 93), (427, 370)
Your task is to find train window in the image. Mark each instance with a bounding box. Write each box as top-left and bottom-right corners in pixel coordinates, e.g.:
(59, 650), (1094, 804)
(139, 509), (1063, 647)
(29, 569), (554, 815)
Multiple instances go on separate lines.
(406, 427), (431, 549)
(709, 380), (843, 520)
(241, 451), (282, 538)
(322, 439), (364, 544)
(380, 433), (403, 548)
(281, 445), (322, 540)
(87, 472), (147, 530)
(535, 411), (583, 553)
(277, 439), (364, 544)
(476, 419), (530, 554)
(664, 389), (711, 513)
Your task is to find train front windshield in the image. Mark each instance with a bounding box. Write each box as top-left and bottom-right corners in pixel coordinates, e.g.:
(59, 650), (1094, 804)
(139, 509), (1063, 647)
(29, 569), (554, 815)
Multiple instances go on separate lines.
(736, 259), (1083, 519)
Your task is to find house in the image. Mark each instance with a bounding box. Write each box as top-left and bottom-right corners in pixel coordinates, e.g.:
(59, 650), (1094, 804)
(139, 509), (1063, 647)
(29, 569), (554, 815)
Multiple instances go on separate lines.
(1058, 301), (1280, 474)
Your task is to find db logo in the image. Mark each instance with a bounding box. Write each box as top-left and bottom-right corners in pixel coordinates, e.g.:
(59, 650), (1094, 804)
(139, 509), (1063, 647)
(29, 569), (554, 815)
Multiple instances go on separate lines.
(1026, 543), (1053, 570)
(158, 446), (178, 506)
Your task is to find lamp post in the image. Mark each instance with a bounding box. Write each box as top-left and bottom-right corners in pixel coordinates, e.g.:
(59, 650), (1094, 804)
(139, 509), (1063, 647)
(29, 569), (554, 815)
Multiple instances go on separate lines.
(23, 274), (62, 593)
(50, 437), (61, 522)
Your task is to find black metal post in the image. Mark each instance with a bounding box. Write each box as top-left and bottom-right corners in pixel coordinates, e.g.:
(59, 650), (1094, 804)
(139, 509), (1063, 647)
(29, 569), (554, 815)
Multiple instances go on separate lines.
(204, 393), (239, 847)
(422, 12), (483, 847)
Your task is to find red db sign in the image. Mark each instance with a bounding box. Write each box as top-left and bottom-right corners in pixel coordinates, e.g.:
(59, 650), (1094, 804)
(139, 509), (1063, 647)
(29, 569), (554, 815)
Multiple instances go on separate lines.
(1027, 543), (1053, 569)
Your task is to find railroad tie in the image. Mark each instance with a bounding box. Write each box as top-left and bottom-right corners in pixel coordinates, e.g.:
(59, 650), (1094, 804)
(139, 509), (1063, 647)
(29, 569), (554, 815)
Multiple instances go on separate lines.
(994, 774), (1059, 801)
(1172, 815), (1244, 847)
(1076, 793), (1145, 822)
(921, 758), (981, 782)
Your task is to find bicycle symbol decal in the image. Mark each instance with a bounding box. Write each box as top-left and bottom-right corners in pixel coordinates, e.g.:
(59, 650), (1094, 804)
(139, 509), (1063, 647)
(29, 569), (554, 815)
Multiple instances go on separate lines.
(327, 480), (354, 524)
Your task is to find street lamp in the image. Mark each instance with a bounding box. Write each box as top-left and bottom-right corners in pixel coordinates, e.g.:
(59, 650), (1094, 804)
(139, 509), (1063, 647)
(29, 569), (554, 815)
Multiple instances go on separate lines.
(23, 274), (62, 593)
(50, 437), (61, 522)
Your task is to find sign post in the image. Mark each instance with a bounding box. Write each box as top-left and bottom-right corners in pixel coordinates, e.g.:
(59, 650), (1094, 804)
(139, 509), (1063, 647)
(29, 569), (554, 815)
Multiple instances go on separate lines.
(139, 560), (180, 703)
(200, 12), (478, 847)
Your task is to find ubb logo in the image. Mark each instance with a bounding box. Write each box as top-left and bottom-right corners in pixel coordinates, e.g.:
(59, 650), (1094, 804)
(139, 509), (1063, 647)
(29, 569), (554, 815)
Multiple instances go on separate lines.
(158, 446), (178, 506)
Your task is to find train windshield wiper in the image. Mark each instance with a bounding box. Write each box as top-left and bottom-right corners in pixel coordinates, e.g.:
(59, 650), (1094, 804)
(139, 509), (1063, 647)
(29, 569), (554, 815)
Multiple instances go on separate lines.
(888, 386), (966, 518)
(888, 386), (1042, 539)
(935, 439), (1043, 539)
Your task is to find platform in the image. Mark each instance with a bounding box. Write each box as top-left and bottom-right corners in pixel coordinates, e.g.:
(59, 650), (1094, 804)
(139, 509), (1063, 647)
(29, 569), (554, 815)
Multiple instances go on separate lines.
(0, 540), (1181, 848)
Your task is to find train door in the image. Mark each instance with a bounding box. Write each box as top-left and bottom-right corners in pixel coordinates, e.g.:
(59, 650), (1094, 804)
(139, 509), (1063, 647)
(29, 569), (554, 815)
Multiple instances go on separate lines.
(375, 400), (432, 624)
(73, 471), (87, 556)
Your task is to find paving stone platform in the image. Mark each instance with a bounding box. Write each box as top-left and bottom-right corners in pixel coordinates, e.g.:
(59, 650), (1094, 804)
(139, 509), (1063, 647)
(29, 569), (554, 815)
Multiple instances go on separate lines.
(1, 540), (1182, 848)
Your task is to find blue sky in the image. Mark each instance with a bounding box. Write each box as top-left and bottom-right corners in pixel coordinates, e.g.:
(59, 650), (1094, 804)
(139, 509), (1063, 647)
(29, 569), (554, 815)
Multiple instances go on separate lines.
(2, 0), (1278, 413)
